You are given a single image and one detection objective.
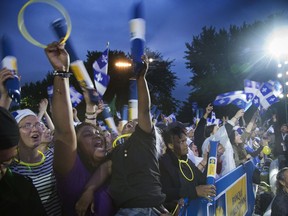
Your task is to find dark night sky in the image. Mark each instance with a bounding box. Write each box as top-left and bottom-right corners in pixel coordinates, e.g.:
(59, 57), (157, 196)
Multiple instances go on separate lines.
(0, 0), (288, 101)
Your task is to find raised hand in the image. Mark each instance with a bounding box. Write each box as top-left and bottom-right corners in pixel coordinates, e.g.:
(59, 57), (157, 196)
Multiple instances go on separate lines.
(44, 40), (69, 71)
(0, 68), (14, 95)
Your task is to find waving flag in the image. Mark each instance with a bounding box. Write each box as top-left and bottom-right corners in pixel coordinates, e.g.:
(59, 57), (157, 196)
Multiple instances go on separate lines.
(213, 91), (249, 109)
(93, 47), (110, 97)
(47, 85), (83, 107)
(69, 86), (84, 107)
(267, 80), (283, 97)
(244, 79), (261, 101)
(252, 82), (279, 110)
(167, 113), (176, 123)
(207, 111), (222, 126)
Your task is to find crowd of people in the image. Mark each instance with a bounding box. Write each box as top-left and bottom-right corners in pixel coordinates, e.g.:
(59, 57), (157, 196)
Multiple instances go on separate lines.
(1, 40), (288, 216)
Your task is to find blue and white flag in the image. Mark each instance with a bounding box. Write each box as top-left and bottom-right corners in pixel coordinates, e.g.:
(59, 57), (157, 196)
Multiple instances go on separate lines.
(191, 102), (198, 113)
(69, 86), (84, 107)
(47, 85), (53, 98)
(154, 109), (162, 121)
(166, 113), (176, 123)
(244, 79), (261, 101)
(207, 111), (222, 126)
(151, 105), (157, 116)
(47, 85), (83, 107)
(267, 80), (283, 97)
(93, 47), (110, 97)
(213, 90), (249, 109)
(207, 111), (216, 125)
(252, 82), (279, 110)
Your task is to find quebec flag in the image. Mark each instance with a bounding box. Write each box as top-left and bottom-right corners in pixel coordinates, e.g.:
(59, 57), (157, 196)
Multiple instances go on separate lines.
(213, 90), (249, 109)
(47, 85), (83, 107)
(252, 82), (279, 110)
(167, 113), (176, 123)
(244, 79), (261, 101)
(93, 48), (110, 97)
(69, 86), (84, 107)
(267, 80), (283, 97)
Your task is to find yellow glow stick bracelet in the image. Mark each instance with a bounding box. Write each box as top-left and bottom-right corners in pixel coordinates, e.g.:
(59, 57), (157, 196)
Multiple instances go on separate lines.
(18, 0), (72, 48)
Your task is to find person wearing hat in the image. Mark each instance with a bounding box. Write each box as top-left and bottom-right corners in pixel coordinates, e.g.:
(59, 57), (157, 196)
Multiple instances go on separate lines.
(0, 106), (46, 216)
(0, 65), (62, 215)
(8, 108), (62, 216)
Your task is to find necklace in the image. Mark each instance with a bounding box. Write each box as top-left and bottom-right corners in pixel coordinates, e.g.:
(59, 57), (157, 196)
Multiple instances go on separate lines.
(178, 158), (194, 181)
(14, 150), (46, 167)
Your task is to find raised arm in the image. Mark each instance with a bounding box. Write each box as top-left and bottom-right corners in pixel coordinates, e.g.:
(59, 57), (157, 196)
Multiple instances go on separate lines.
(38, 98), (55, 132)
(137, 55), (152, 133)
(44, 41), (77, 175)
(0, 68), (14, 109)
(82, 87), (103, 125)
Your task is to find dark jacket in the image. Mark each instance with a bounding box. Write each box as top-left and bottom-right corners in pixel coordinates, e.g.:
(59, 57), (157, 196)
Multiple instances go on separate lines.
(159, 149), (206, 212)
(271, 190), (288, 216)
(194, 117), (207, 157)
(0, 169), (47, 216)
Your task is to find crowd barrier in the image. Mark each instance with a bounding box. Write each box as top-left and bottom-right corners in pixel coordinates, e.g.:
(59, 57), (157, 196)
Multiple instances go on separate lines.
(181, 160), (256, 216)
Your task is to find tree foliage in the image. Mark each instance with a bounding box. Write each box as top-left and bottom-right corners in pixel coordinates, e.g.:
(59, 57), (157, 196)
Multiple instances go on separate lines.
(85, 48), (179, 115)
(178, 14), (286, 122)
(18, 48), (179, 119)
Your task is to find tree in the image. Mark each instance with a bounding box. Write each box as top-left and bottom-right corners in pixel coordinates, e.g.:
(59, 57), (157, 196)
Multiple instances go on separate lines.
(85, 48), (179, 116)
(19, 72), (53, 112)
(179, 14), (285, 121)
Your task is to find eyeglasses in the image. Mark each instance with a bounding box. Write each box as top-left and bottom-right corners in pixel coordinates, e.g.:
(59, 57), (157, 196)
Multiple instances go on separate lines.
(19, 122), (43, 131)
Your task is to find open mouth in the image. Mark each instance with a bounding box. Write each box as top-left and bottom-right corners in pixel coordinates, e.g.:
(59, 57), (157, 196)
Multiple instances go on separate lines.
(94, 138), (104, 149)
(31, 133), (40, 141)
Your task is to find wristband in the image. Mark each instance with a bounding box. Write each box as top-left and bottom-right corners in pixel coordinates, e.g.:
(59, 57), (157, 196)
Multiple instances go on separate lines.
(85, 111), (96, 115)
(85, 117), (96, 120)
(53, 71), (72, 78)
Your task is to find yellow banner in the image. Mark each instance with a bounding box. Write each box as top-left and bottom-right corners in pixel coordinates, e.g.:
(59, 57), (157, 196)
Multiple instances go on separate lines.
(226, 175), (247, 216)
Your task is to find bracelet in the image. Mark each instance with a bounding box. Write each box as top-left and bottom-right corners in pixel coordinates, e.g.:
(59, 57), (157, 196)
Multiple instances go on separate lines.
(53, 71), (73, 78)
(85, 117), (96, 120)
(200, 162), (205, 167)
(85, 111), (96, 115)
(233, 116), (239, 120)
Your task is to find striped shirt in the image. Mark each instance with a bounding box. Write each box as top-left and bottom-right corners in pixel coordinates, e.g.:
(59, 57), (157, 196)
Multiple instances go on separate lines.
(10, 148), (62, 216)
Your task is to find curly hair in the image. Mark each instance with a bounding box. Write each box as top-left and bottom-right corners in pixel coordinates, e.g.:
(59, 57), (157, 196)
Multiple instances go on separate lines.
(276, 167), (288, 194)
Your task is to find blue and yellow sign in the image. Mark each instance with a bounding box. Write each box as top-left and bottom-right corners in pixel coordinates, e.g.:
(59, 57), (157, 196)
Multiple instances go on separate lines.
(226, 174), (247, 216)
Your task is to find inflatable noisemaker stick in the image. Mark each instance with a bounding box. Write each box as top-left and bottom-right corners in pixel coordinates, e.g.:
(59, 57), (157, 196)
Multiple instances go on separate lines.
(206, 140), (218, 203)
(128, 79), (138, 121)
(119, 105), (128, 132)
(102, 105), (119, 135)
(1, 35), (21, 105)
(128, 1), (145, 121)
(51, 19), (100, 105)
